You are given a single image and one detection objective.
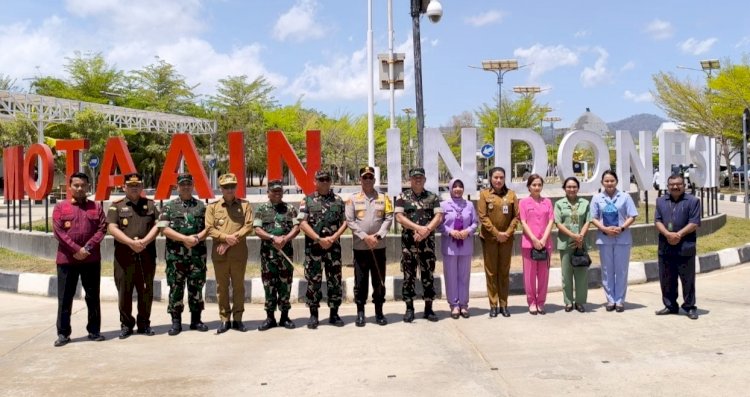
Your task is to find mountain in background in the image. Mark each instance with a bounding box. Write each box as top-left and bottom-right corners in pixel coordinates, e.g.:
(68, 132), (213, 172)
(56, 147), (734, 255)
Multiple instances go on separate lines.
(607, 113), (667, 135)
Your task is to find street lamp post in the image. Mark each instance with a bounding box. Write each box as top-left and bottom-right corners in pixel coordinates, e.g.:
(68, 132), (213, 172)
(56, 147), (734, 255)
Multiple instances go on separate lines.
(543, 116), (562, 141)
(403, 107), (415, 172)
(474, 59), (519, 129)
(513, 85), (542, 95)
(410, 0), (443, 168)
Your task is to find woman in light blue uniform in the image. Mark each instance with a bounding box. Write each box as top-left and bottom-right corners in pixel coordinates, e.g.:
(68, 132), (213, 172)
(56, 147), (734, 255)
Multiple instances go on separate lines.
(590, 170), (637, 312)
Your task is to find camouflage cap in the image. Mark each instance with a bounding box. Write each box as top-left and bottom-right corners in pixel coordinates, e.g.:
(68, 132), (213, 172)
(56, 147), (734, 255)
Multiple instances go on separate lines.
(218, 173), (238, 186)
(177, 173), (193, 185)
(268, 179), (284, 191)
(124, 172), (143, 185)
(409, 167), (426, 177)
(315, 170), (331, 180)
(359, 166), (375, 176)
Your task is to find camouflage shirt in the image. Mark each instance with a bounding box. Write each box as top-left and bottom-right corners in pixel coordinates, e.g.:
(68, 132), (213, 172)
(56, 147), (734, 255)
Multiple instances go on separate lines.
(253, 201), (299, 249)
(158, 196), (207, 257)
(395, 188), (443, 242)
(297, 191), (345, 239)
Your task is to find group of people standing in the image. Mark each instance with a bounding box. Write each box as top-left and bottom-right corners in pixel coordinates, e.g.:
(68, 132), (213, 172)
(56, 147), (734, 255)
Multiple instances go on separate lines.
(51, 166), (701, 346)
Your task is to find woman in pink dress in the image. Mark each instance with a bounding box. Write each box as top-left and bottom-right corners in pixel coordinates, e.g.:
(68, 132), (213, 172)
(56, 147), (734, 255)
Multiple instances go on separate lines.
(519, 174), (554, 315)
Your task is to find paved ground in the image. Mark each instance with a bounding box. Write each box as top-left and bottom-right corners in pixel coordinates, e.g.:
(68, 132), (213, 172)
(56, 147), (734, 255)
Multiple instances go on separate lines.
(0, 264), (748, 396)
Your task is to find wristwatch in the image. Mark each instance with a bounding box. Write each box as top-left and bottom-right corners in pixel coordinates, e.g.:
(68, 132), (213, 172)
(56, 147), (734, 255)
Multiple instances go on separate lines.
(375, 235), (382, 240)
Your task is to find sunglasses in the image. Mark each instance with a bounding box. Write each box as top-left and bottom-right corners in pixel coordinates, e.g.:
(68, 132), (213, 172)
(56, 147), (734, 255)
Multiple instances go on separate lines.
(361, 175), (374, 180)
(317, 177), (331, 182)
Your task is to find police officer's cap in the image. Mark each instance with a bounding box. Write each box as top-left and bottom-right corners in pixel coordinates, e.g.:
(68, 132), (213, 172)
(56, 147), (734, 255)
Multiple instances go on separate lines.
(268, 179), (284, 191)
(409, 167), (426, 178)
(177, 173), (193, 185)
(124, 172), (143, 185)
(219, 173), (238, 186)
(359, 166), (375, 177)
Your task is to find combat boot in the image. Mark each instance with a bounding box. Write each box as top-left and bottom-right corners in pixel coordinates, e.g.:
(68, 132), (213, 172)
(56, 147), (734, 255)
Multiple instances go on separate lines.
(307, 307), (319, 329)
(168, 313), (182, 336)
(355, 305), (366, 327)
(189, 311), (209, 332)
(258, 310), (278, 331)
(403, 302), (415, 323)
(424, 301), (438, 322)
(375, 303), (388, 326)
(279, 310), (296, 329)
(329, 307), (345, 327)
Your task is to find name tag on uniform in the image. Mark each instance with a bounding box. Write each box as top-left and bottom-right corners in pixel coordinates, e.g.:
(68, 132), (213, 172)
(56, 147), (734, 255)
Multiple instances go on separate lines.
(503, 205), (509, 214)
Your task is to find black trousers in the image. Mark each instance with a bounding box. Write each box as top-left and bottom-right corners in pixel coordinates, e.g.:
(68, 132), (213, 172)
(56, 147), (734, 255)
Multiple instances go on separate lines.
(56, 262), (101, 337)
(353, 248), (386, 308)
(658, 254), (696, 311)
(114, 253), (156, 330)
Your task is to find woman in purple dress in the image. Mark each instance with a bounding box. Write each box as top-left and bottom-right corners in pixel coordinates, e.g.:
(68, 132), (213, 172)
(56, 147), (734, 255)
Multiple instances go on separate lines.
(439, 178), (478, 319)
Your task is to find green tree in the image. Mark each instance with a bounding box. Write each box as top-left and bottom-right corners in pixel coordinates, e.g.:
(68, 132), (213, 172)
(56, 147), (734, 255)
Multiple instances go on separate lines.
(0, 74), (18, 91)
(32, 52), (124, 104)
(0, 116), (36, 158)
(126, 57), (196, 114)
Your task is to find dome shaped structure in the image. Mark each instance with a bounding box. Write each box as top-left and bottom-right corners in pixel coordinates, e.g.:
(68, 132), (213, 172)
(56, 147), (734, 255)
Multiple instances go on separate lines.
(569, 108), (610, 136)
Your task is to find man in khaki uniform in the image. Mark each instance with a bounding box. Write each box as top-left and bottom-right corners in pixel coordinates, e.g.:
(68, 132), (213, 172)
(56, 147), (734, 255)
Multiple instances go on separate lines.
(107, 172), (161, 339)
(205, 173), (254, 333)
(477, 167), (520, 318)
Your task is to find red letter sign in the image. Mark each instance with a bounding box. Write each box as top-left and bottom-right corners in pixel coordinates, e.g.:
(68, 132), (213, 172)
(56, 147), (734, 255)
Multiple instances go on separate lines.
(2, 146), (25, 200)
(267, 130), (321, 195)
(227, 131), (246, 198)
(95, 137), (137, 200)
(23, 143), (55, 200)
(154, 133), (213, 200)
(55, 139), (90, 199)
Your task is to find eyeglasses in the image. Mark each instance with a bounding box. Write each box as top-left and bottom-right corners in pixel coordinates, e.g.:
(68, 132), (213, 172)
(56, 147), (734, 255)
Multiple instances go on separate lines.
(361, 175), (374, 180)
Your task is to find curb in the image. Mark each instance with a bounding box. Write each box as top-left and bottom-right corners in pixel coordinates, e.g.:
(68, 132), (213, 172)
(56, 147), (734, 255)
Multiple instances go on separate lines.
(2, 243), (749, 303)
(717, 193), (749, 203)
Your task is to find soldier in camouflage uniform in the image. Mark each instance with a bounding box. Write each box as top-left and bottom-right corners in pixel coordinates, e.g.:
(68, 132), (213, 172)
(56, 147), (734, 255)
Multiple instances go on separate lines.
(158, 174), (209, 336)
(253, 180), (300, 331)
(395, 167), (444, 323)
(298, 170), (348, 329)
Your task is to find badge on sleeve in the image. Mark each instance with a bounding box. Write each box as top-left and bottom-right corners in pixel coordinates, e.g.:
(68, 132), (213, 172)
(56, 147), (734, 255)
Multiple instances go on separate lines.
(122, 218), (129, 226)
(64, 221), (72, 229)
(488, 203), (494, 210)
(218, 219), (225, 225)
(503, 205), (509, 214)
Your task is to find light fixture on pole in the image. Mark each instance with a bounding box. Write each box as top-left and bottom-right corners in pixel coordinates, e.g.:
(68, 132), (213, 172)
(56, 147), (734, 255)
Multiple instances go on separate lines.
(513, 85), (542, 95)
(471, 59), (519, 129)
(700, 59), (721, 77)
(403, 107), (415, 171)
(411, 0), (443, 168)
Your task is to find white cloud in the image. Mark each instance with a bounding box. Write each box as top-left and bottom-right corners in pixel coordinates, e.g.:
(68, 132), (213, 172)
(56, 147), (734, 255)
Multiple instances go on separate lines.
(679, 37), (718, 55)
(284, 36), (413, 102)
(464, 10), (505, 27)
(735, 36), (750, 48)
(574, 30), (589, 38)
(620, 61), (636, 72)
(272, 0), (326, 43)
(645, 18), (673, 40)
(0, 17), (69, 83)
(623, 90), (653, 103)
(580, 47), (612, 87)
(513, 44), (578, 81)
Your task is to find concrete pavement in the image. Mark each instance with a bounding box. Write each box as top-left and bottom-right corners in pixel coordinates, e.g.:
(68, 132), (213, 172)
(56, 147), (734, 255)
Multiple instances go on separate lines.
(1, 264), (748, 396)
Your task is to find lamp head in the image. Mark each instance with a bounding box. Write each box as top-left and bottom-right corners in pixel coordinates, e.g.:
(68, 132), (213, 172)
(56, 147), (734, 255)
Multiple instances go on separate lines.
(426, 0), (443, 23)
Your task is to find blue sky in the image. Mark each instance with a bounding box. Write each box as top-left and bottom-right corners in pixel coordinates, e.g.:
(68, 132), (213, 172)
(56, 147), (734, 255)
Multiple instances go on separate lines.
(1, 0), (747, 130)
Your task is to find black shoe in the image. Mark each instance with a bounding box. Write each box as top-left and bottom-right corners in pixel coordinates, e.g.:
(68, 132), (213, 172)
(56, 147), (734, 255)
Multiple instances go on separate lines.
(216, 321), (231, 334)
(489, 307), (498, 318)
(279, 314), (296, 330)
(403, 308), (415, 323)
(307, 308), (319, 329)
(538, 308), (546, 315)
(54, 334), (70, 347)
(655, 307), (678, 316)
(575, 303), (585, 313)
(87, 333), (105, 342)
(168, 314), (182, 336)
(615, 305), (625, 313)
(137, 326), (155, 336)
(189, 312), (209, 332)
(375, 314), (388, 326)
(565, 305), (573, 312)
(355, 311), (366, 327)
(424, 301), (438, 322)
(232, 321), (247, 332)
(118, 327), (133, 339)
(605, 304), (616, 312)
(258, 317), (278, 331)
(329, 308), (344, 327)
(460, 309), (470, 319)
(687, 308), (699, 320)
(499, 307), (511, 317)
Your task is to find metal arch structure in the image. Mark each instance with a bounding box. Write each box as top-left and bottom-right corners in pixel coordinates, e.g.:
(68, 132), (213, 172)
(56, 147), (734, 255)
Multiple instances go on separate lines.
(0, 90), (217, 135)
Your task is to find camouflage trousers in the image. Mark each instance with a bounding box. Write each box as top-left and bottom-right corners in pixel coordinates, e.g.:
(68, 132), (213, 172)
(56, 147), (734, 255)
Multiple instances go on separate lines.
(401, 238), (437, 304)
(166, 258), (207, 314)
(260, 245), (294, 312)
(304, 241), (342, 309)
